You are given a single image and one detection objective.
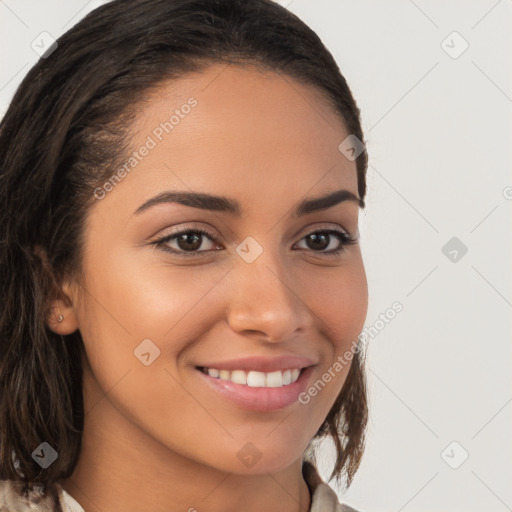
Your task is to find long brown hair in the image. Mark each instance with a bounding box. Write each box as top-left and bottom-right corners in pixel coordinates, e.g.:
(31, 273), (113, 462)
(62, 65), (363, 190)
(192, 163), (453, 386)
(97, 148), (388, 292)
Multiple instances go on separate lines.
(0, 0), (368, 496)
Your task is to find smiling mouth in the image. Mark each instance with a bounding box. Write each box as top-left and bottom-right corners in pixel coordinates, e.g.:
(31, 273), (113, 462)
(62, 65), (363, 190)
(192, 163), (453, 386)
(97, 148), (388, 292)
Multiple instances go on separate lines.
(194, 364), (315, 412)
(196, 366), (304, 388)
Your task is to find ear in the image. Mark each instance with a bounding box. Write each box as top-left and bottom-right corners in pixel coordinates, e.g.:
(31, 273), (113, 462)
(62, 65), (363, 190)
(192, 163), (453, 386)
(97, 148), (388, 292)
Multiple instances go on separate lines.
(33, 245), (80, 335)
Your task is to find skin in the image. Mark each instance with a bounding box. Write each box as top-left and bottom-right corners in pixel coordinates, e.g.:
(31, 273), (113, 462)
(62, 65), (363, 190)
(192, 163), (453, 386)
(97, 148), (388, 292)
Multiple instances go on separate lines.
(48, 62), (368, 512)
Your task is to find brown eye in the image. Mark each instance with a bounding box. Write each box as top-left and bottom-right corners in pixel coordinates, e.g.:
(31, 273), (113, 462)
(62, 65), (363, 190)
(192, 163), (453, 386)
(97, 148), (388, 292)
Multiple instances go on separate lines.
(154, 228), (221, 256)
(295, 229), (357, 256)
(175, 232), (203, 251)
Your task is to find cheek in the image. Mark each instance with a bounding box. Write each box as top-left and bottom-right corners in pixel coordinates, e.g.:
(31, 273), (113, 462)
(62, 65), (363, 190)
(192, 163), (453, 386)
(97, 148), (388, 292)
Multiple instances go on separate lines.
(74, 254), (221, 439)
(74, 256), (235, 432)
(307, 261), (368, 351)
(300, 260), (367, 409)
(79, 241), (226, 343)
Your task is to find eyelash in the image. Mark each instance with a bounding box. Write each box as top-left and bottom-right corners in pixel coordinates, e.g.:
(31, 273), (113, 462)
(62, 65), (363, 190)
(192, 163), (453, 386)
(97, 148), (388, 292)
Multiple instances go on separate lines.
(152, 226), (357, 258)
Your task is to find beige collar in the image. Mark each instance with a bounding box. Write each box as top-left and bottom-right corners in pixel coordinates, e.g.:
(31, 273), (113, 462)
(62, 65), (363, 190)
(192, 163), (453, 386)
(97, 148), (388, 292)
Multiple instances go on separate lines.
(302, 460), (361, 512)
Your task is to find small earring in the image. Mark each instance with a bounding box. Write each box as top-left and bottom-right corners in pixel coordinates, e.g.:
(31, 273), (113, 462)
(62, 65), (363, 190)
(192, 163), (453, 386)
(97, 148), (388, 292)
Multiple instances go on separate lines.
(57, 314), (64, 323)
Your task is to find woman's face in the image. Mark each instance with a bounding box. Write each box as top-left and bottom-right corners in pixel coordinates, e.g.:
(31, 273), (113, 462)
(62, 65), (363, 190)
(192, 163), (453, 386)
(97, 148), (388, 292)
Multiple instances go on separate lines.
(62, 63), (368, 475)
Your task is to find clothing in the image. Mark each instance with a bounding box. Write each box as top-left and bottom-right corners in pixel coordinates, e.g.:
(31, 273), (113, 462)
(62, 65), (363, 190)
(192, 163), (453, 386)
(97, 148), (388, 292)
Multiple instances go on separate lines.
(0, 460), (361, 512)
(302, 461), (361, 512)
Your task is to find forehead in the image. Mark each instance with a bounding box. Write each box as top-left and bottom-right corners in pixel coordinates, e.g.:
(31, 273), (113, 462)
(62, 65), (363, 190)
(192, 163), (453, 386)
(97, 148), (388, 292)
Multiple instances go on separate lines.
(111, 63), (358, 209)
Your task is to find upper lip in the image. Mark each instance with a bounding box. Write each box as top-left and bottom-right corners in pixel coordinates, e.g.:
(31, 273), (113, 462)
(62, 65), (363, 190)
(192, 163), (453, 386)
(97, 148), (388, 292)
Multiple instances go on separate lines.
(196, 355), (317, 373)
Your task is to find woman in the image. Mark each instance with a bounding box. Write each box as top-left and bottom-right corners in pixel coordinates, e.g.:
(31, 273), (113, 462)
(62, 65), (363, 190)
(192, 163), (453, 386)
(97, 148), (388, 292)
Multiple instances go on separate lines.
(0, 1), (369, 511)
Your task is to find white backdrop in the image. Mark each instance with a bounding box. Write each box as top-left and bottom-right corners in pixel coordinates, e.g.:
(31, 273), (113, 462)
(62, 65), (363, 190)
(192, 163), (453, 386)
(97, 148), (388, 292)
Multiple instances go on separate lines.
(1, 1), (511, 511)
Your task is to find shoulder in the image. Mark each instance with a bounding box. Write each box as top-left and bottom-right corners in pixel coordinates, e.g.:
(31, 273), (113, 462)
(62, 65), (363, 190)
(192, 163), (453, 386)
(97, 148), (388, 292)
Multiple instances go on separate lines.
(0, 478), (65, 512)
(302, 460), (364, 512)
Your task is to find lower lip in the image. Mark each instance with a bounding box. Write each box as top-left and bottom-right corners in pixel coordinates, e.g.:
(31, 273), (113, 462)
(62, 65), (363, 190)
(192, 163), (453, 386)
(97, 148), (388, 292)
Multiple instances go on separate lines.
(196, 366), (315, 412)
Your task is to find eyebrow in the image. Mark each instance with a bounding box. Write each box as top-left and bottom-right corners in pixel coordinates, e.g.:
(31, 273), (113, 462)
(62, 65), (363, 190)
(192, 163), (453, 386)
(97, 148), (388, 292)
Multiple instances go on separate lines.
(133, 188), (364, 217)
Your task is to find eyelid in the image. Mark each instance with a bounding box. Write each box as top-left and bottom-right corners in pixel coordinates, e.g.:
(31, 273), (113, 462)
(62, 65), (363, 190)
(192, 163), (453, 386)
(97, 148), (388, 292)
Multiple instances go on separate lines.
(296, 222), (353, 239)
(152, 225), (220, 251)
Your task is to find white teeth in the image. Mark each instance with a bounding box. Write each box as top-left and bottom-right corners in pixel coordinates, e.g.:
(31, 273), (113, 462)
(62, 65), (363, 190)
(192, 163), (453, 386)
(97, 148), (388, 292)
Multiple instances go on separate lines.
(202, 367), (303, 387)
(265, 370), (283, 387)
(247, 371), (266, 387)
(230, 370), (247, 385)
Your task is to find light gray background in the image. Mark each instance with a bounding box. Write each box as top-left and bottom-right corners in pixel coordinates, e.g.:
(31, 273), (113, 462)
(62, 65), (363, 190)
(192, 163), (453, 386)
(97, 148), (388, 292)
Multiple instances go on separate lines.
(1, 1), (511, 511)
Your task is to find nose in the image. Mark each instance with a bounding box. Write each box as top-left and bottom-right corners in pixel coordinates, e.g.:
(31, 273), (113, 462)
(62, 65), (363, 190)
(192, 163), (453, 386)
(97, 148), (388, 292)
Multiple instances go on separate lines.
(225, 250), (315, 343)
